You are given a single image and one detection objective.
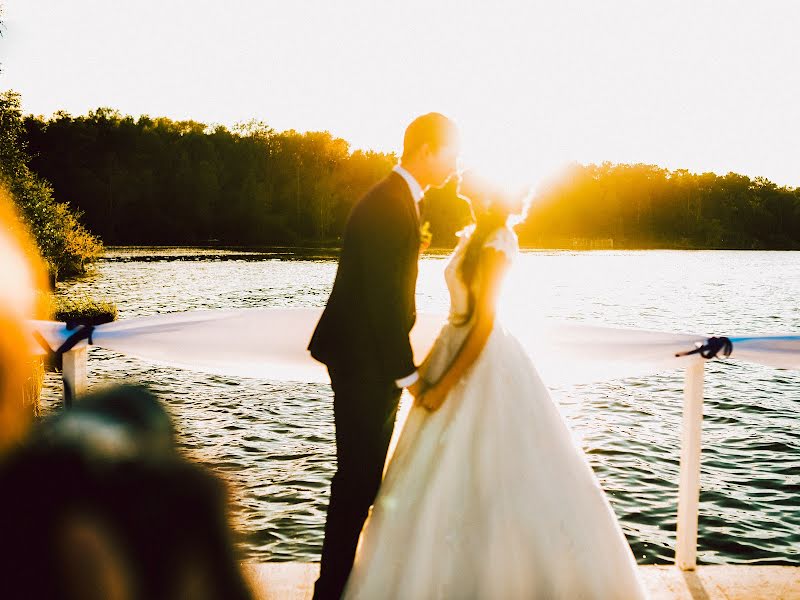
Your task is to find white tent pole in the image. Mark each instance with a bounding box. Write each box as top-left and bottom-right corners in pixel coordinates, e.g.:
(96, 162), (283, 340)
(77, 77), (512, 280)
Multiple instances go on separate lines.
(62, 347), (88, 408)
(676, 360), (704, 570)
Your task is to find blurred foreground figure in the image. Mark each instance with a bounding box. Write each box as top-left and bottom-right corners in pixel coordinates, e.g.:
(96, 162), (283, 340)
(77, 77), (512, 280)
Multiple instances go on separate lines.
(0, 186), (48, 451)
(0, 384), (253, 600)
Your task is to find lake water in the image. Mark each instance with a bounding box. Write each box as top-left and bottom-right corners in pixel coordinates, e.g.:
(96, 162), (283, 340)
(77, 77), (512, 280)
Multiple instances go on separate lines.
(42, 248), (800, 565)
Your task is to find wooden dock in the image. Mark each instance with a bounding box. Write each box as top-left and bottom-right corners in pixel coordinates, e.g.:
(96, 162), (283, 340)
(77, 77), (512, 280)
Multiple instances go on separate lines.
(243, 563), (800, 599)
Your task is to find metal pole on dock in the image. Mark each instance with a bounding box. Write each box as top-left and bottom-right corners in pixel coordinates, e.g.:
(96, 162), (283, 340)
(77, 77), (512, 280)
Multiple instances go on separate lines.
(62, 347), (88, 408)
(676, 361), (704, 570)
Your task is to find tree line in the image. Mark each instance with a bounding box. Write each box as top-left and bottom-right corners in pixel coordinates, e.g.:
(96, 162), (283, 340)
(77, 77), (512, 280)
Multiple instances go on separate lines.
(8, 98), (800, 256)
(23, 108), (395, 245)
(518, 163), (800, 249)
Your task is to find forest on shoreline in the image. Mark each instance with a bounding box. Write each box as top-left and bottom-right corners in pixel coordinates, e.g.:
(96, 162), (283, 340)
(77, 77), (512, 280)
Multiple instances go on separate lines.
(9, 98), (800, 258)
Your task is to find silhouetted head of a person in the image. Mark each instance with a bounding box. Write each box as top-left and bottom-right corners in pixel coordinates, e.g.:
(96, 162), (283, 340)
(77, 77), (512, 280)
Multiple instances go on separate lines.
(400, 112), (461, 190)
(0, 384), (253, 600)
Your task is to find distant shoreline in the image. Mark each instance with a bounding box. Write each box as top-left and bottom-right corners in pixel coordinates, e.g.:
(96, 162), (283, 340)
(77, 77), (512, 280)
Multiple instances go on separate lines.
(103, 242), (800, 253)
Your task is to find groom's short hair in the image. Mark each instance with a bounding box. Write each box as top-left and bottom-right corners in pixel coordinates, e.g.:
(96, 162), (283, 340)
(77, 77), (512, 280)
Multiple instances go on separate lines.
(402, 113), (459, 161)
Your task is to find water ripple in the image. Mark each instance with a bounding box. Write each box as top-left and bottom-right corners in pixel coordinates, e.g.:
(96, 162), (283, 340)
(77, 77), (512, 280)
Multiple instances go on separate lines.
(42, 249), (800, 565)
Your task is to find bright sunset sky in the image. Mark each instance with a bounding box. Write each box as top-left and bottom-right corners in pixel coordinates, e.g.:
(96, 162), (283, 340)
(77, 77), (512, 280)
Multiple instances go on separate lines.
(1, 0), (798, 188)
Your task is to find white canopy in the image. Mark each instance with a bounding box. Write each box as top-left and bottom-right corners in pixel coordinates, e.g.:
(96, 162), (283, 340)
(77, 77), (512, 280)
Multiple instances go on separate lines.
(27, 308), (800, 386)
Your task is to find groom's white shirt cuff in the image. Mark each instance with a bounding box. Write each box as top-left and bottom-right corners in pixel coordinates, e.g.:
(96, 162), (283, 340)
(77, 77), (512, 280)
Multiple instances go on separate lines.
(395, 370), (419, 389)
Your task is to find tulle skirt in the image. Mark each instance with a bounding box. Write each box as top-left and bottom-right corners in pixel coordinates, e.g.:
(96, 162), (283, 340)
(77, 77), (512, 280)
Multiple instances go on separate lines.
(343, 323), (648, 599)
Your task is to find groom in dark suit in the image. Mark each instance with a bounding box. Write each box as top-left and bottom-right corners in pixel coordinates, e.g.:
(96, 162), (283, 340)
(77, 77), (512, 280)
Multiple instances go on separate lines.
(308, 113), (460, 599)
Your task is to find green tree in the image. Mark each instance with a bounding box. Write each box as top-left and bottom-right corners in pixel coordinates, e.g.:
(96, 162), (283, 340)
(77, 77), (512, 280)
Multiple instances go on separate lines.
(17, 102), (799, 251)
(1, 91), (102, 279)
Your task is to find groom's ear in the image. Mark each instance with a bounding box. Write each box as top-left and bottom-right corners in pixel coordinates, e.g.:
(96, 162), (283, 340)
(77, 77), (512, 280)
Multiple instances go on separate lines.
(417, 142), (432, 160)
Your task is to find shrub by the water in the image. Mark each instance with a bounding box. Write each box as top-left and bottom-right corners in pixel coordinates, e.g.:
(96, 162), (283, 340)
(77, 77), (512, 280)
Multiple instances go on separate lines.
(1, 90), (102, 280)
(53, 295), (118, 326)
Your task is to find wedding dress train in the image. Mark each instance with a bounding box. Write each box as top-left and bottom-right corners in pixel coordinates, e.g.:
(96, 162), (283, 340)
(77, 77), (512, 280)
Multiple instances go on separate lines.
(344, 226), (648, 599)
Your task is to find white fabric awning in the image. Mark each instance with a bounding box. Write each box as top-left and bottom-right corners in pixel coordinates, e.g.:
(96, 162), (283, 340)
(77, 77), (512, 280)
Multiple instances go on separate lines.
(27, 308), (800, 387)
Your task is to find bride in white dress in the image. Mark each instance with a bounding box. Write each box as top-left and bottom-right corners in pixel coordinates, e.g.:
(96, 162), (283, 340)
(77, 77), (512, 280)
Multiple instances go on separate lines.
(343, 172), (648, 599)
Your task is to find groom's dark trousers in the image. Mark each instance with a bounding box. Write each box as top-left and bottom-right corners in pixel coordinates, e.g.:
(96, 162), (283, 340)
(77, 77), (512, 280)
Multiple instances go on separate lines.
(308, 171), (420, 599)
(317, 369), (401, 598)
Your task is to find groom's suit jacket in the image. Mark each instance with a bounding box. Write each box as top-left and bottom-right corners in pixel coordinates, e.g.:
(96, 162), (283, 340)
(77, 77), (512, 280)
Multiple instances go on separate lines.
(308, 171), (420, 382)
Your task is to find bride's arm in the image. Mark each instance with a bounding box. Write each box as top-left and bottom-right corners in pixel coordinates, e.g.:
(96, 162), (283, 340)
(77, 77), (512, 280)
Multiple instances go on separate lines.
(419, 247), (509, 411)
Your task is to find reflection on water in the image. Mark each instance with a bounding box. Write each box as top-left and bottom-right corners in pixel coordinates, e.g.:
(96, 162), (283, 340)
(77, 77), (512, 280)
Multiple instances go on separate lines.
(43, 249), (800, 564)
